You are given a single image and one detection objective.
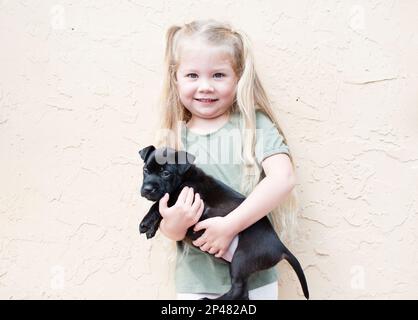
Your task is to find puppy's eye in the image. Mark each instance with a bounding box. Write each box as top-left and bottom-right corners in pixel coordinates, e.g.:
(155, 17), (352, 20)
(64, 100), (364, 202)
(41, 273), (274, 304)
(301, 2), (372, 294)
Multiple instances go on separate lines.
(143, 167), (149, 174)
(161, 171), (171, 178)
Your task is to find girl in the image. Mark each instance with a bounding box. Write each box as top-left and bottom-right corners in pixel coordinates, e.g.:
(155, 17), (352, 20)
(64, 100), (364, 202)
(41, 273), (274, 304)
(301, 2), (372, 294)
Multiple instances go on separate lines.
(154, 19), (298, 300)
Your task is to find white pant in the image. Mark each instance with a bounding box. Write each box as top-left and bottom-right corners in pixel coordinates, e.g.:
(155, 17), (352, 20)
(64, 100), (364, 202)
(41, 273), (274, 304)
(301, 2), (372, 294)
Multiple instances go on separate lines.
(177, 281), (278, 300)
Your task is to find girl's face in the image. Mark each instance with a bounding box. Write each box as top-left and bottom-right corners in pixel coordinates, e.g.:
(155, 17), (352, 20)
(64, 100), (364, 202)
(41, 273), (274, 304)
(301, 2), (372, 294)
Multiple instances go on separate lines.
(175, 39), (238, 121)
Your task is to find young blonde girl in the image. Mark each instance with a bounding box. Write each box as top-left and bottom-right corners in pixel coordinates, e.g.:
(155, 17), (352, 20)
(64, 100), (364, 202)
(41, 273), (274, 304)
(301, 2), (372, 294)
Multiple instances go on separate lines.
(153, 19), (299, 300)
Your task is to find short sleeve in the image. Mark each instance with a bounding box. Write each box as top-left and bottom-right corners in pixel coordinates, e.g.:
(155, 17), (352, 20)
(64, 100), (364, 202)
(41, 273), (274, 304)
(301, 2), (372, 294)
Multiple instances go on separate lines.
(255, 111), (290, 164)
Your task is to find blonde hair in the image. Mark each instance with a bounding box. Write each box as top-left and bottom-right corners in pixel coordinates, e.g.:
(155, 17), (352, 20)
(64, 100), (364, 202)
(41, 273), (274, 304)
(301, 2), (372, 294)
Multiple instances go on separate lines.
(155, 19), (298, 241)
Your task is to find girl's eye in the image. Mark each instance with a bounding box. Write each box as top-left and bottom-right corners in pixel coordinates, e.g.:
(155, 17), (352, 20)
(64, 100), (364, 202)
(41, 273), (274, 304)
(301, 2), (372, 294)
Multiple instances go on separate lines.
(214, 73), (225, 78)
(186, 73), (198, 78)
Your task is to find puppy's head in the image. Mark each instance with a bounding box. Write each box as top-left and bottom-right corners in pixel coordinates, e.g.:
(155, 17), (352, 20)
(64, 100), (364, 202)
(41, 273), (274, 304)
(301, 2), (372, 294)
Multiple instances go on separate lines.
(139, 145), (195, 201)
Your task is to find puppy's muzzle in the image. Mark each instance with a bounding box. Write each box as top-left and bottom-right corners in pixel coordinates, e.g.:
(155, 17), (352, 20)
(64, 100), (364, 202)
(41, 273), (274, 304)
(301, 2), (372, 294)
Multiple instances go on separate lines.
(141, 184), (160, 201)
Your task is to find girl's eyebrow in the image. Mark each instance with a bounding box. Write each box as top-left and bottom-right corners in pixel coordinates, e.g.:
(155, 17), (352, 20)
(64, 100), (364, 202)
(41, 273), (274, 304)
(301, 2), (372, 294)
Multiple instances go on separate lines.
(212, 68), (230, 72)
(181, 68), (198, 72)
(180, 67), (231, 73)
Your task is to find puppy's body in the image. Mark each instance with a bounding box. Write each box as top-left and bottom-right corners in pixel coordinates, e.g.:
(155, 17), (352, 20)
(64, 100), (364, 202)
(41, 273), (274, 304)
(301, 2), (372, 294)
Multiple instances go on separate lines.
(139, 145), (309, 300)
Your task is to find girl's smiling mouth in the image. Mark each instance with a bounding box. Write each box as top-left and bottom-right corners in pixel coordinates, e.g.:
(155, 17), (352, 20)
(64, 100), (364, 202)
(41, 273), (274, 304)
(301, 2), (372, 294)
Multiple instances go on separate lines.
(194, 98), (219, 103)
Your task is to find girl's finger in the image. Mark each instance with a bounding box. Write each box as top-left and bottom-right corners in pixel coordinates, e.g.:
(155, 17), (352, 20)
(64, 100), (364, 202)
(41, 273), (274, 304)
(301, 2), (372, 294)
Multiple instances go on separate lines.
(176, 186), (189, 204)
(190, 193), (201, 211)
(184, 187), (194, 206)
(208, 247), (218, 255)
(192, 234), (206, 247)
(200, 243), (210, 252)
(158, 193), (169, 212)
(193, 218), (207, 232)
(195, 199), (204, 220)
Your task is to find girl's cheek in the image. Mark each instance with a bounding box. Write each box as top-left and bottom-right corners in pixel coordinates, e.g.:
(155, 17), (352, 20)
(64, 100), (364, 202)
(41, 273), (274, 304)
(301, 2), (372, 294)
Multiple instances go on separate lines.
(218, 84), (235, 95)
(186, 85), (198, 95)
(184, 82), (195, 89)
(178, 81), (192, 89)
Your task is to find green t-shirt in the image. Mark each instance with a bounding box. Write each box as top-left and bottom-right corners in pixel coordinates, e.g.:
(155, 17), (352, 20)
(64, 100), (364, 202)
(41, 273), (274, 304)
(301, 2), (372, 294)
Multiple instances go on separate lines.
(176, 110), (290, 294)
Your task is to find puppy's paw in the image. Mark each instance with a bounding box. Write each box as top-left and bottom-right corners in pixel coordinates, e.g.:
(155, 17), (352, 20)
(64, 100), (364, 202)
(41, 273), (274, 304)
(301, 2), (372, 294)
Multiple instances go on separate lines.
(145, 228), (157, 239)
(139, 221), (150, 234)
(140, 221), (158, 238)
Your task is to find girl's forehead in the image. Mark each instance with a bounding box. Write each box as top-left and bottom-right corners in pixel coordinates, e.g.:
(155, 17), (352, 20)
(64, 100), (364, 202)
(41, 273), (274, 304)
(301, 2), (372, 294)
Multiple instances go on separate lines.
(178, 39), (234, 66)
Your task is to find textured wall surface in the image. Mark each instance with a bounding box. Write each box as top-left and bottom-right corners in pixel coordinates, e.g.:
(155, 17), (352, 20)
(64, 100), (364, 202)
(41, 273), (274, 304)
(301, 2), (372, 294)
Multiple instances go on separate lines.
(1, 0), (417, 299)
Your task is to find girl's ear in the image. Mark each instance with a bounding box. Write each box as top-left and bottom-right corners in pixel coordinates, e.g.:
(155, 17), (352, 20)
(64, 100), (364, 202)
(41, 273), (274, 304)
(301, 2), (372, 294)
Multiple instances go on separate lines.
(139, 145), (156, 161)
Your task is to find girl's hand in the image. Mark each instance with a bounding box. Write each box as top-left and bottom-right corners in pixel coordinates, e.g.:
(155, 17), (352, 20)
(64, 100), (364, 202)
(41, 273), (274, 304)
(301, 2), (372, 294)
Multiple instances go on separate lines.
(192, 216), (236, 259)
(159, 186), (204, 239)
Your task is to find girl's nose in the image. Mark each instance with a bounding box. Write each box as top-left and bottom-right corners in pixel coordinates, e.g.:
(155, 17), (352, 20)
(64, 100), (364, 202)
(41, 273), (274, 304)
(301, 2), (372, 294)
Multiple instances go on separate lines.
(197, 79), (214, 92)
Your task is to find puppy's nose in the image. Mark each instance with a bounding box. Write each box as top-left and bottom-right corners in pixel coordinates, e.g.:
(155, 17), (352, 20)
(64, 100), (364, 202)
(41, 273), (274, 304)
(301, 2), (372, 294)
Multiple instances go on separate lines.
(141, 184), (156, 195)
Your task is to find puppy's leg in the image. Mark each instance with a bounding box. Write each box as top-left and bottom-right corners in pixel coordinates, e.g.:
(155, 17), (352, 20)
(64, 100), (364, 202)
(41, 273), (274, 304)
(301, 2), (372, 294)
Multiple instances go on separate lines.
(207, 223), (282, 300)
(209, 251), (251, 300)
(139, 202), (162, 238)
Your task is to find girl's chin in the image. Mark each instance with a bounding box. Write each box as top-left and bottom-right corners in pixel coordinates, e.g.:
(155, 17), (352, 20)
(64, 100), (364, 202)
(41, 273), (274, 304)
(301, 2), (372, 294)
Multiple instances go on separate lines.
(185, 104), (230, 119)
(194, 110), (224, 119)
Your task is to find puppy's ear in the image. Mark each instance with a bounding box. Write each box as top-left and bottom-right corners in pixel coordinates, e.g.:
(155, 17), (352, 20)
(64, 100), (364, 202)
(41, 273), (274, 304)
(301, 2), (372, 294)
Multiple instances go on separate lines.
(139, 145), (156, 162)
(177, 150), (195, 175)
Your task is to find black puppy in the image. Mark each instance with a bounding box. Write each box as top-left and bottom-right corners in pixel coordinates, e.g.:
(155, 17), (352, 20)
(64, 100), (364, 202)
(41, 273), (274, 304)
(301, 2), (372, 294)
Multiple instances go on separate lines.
(138, 145), (309, 300)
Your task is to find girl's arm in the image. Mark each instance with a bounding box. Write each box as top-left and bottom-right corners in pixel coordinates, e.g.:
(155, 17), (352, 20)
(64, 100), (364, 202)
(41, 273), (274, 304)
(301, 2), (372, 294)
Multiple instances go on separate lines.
(226, 153), (295, 233)
(192, 153), (295, 258)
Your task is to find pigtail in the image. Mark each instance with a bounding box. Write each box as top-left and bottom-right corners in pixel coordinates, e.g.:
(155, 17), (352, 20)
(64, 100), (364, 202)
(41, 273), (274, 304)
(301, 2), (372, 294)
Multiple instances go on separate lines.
(164, 26), (181, 72)
(235, 31), (258, 172)
(156, 25), (184, 150)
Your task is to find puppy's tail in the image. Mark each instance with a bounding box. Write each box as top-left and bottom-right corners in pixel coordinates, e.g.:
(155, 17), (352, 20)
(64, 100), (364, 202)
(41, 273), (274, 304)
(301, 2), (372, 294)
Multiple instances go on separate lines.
(282, 248), (310, 299)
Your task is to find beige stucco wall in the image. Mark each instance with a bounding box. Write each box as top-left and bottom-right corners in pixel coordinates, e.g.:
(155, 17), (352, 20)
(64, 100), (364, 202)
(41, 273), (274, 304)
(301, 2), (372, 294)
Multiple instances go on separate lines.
(1, 0), (417, 299)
